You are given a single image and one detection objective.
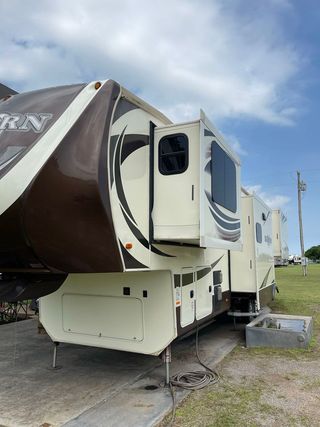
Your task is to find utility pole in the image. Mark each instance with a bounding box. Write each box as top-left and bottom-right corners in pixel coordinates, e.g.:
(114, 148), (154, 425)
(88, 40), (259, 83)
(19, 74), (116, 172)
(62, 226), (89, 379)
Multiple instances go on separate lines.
(297, 171), (307, 276)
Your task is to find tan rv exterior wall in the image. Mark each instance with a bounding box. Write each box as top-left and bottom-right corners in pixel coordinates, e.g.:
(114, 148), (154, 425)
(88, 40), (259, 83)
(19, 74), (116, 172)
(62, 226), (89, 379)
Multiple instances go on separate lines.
(231, 196), (256, 292)
(231, 194), (274, 309)
(272, 210), (282, 257)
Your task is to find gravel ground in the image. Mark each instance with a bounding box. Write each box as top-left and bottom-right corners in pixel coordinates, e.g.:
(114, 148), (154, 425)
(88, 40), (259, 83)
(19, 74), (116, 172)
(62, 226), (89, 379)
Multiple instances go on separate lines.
(223, 351), (320, 426)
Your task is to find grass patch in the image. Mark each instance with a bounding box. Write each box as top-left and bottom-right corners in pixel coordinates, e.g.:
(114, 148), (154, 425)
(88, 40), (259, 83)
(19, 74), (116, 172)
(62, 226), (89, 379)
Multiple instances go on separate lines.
(171, 382), (270, 427)
(161, 265), (320, 426)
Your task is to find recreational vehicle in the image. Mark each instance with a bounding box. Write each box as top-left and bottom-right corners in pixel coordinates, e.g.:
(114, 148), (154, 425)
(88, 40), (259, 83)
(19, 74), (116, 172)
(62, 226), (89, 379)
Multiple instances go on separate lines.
(0, 79), (242, 356)
(230, 190), (276, 315)
(289, 255), (301, 265)
(272, 209), (289, 266)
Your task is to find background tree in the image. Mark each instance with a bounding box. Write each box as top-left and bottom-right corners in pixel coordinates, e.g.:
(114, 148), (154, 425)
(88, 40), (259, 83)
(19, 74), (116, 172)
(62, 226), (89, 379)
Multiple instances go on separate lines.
(305, 245), (320, 261)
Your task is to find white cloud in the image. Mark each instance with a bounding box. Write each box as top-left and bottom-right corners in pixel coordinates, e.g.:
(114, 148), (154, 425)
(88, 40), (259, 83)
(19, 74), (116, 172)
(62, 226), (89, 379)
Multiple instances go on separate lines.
(245, 184), (290, 209)
(222, 134), (247, 156)
(0, 0), (303, 126)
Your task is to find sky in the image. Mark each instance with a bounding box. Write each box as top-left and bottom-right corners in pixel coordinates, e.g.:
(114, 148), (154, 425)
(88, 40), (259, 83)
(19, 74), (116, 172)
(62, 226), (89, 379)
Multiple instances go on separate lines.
(1, 0), (319, 254)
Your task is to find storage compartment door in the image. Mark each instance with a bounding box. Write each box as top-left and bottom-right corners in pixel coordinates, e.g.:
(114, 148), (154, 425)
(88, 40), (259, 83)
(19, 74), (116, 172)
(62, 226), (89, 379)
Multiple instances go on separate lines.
(195, 266), (213, 320)
(180, 268), (195, 328)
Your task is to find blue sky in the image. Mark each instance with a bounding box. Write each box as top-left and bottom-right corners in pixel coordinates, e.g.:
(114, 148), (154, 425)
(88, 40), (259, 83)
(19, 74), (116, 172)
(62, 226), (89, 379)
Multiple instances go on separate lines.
(1, 0), (319, 254)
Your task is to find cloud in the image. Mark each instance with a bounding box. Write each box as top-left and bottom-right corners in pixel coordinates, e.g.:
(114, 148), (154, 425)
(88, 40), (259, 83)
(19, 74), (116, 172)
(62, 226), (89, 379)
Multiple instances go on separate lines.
(222, 134), (247, 156)
(245, 184), (290, 209)
(0, 0), (303, 126)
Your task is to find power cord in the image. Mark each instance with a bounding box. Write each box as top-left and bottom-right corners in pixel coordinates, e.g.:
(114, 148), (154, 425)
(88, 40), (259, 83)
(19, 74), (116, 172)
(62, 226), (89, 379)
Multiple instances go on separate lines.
(166, 324), (220, 426)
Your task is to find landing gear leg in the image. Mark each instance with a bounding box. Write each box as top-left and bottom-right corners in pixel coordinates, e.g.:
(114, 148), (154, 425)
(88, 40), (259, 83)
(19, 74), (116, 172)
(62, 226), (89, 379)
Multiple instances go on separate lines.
(51, 341), (61, 370)
(162, 345), (171, 385)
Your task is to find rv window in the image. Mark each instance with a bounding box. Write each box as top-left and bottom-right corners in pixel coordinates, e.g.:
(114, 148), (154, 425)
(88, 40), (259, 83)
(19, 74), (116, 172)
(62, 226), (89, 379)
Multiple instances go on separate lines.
(211, 142), (236, 212)
(256, 222), (262, 243)
(159, 134), (188, 175)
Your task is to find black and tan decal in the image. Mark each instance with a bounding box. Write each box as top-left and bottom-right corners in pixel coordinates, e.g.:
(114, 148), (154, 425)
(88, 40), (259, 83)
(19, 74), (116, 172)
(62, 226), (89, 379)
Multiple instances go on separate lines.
(120, 205), (149, 250)
(112, 98), (139, 124)
(182, 272), (194, 286)
(204, 129), (216, 138)
(174, 274), (181, 288)
(204, 190), (240, 242)
(119, 240), (148, 269)
(113, 127), (137, 225)
(196, 267), (211, 281)
(210, 254), (224, 269)
(206, 192), (239, 223)
(208, 208), (240, 231)
(109, 133), (121, 187)
(112, 125), (175, 267)
(121, 134), (149, 164)
(150, 244), (175, 257)
(174, 254), (224, 287)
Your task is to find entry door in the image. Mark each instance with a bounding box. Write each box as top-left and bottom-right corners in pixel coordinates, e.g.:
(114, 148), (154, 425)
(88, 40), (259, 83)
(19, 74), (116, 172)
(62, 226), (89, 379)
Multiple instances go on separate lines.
(180, 268), (195, 328)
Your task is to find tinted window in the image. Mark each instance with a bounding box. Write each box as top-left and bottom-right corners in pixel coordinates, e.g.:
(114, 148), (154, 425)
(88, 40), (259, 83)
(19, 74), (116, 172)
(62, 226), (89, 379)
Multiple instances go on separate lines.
(211, 142), (236, 212)
(159, 134), (188, 175)
(256, 222), (262, 243)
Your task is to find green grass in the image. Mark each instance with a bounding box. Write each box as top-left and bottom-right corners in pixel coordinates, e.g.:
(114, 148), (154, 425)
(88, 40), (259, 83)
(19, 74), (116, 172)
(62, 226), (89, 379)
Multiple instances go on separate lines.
(172, 382), (272, 427)
(271, 264), (320, 354)
(273, 264), (320, 313)
(161, 265), (320, 427)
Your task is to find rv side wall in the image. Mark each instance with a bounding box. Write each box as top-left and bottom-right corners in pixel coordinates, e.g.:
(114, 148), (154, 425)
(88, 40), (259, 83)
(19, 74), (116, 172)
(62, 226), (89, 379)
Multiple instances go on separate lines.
(231, 194), (275, 311)
(230, 196), (256, 293)
(272, 209), (289, 266)
(272, 210), (282, 257)
(253, 196), (275, 306)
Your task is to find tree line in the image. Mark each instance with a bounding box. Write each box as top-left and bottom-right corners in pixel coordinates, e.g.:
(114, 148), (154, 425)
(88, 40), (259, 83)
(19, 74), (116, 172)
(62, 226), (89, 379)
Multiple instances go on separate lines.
(305, 245), (320, 261)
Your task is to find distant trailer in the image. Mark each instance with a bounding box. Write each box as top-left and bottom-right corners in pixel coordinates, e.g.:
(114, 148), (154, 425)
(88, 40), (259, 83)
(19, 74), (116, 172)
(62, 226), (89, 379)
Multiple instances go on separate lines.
(230, 191), (276, 316)
(289, 255), (301, 265)
(272, 210), (289, 266)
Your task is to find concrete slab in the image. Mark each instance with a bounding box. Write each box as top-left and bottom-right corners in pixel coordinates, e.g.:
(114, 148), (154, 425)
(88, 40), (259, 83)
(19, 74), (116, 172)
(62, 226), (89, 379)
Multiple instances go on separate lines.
(0, 316), (242, 427)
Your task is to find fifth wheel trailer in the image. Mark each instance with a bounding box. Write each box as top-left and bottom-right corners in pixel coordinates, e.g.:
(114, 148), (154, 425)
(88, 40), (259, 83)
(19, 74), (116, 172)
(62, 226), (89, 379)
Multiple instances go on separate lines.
(0, 79), (242, 356)
(230, 190), (276, 315)
(272, 209), (289, 266)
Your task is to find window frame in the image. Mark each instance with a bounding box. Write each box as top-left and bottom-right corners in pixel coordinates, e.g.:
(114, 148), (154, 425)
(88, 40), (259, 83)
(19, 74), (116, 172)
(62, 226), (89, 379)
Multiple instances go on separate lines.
(158, 133), (189, 176)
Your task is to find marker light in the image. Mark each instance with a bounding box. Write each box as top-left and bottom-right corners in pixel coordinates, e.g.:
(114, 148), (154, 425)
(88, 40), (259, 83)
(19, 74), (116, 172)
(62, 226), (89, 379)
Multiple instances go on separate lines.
(125, 243), (133, 249)
(95, 81), (102, 90)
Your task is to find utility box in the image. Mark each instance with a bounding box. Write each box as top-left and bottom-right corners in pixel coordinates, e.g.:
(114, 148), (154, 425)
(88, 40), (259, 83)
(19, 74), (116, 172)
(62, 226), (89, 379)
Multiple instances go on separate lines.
(246, 313), (313, 349)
